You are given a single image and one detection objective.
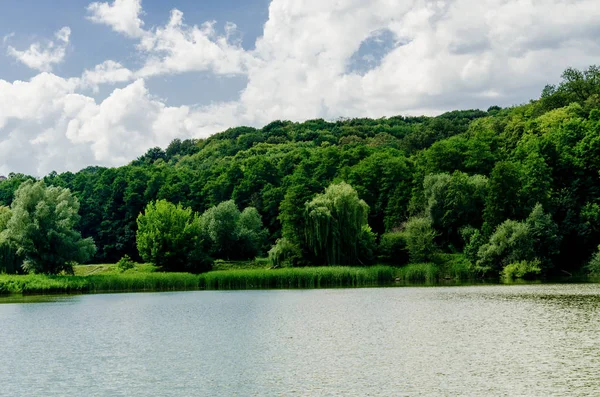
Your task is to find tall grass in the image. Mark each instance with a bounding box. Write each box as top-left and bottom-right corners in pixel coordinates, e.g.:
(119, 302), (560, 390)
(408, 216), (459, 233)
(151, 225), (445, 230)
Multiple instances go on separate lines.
(394, 263), (440, 282)
(200, 266), (395, 289)
(0, 266), (396, 295)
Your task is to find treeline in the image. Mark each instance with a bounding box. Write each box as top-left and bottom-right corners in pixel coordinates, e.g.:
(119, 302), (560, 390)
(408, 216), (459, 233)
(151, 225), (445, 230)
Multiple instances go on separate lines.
(1, 66), (600, 278)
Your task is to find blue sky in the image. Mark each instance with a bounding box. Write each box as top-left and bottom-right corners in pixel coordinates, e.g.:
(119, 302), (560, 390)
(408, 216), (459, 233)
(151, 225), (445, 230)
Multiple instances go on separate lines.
(1, 0), (600, 176)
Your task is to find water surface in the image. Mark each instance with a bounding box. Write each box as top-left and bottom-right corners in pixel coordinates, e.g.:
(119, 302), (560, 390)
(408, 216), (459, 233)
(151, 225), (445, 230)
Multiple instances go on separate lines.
(1, 284), (600, 396)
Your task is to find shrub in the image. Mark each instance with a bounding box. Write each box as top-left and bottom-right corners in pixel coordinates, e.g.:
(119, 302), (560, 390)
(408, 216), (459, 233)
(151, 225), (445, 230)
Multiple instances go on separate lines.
(586, 246), (600, 276)
(116, 255), (135, 273)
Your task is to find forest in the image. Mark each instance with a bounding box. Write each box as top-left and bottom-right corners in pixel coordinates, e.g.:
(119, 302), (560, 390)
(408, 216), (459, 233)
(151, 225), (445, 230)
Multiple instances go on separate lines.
(2, 65), (600, 280)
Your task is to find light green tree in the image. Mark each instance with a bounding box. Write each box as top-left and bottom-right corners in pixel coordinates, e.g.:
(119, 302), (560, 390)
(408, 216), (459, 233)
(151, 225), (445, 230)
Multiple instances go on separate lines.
(6, 180), (96, 274)
(200, 200), (266, 259)
(136, 200), (210, 272)
(403, 216), (438, 263)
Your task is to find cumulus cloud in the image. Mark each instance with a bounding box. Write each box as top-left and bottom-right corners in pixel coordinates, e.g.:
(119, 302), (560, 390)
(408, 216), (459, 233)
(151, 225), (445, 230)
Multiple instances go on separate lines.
(80, 60), (134, 91)
(136, 10), (250, 77)
(6, 27), (71, 72)
(2, 0), (600, 176)
(0, 74), (236, 176)
(87, 0), (145, 38)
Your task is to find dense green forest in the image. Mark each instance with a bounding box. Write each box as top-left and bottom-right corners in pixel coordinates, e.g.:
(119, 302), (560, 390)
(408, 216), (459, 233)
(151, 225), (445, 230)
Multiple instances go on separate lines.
(2, 66), (600, 279)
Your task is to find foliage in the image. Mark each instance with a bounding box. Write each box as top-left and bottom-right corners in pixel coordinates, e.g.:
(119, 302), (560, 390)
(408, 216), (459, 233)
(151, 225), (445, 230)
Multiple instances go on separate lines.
(302, 182), (370, 265)
(5, 181), (96, 274)
(476, 220), (532, 276)
(136, 200), (211, 273)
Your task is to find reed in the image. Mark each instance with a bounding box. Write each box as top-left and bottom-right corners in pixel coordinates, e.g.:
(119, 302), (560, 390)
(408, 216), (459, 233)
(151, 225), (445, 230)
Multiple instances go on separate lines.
(199, 266), (395, 289)
(394, 263), (440, 282)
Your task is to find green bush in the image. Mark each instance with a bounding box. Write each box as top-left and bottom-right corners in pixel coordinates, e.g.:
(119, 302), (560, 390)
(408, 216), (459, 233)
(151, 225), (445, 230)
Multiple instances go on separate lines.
(403, 216), (438, 263)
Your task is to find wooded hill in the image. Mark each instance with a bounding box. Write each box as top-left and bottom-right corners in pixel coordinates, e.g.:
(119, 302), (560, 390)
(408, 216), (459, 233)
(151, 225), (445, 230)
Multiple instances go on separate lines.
(2, 66), (600, 277)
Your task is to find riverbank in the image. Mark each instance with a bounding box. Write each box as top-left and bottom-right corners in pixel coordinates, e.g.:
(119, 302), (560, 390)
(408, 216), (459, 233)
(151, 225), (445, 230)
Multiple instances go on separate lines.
(0, 265), (399, 295)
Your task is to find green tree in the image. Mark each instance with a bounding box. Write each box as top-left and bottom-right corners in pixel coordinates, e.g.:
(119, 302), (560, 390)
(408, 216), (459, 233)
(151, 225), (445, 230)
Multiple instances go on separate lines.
(237, 207), (268, 258)
(403, 216), (438, 263)
(6, 180), (96, 274)
(201, 200), (241, 259)
(303, 182), (370, 265)
(200, 200), (266, 259)
(136, 200), (210, 272)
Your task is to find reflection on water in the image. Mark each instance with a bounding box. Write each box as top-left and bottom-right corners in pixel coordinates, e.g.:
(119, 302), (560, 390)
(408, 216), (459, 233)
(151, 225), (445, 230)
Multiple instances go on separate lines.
(1, 284), (600, 396)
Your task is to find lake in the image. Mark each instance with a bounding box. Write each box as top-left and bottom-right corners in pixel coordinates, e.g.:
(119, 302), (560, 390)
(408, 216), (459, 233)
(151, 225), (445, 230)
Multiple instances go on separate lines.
(1, 284), (600, 396)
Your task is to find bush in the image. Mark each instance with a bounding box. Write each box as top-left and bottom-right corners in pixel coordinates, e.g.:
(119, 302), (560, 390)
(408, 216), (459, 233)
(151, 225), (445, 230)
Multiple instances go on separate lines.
(586, 246), (600, 276)
(378, 231), (409, 265)
(502, 259), (542, 280)
(116, 255), (135, 273)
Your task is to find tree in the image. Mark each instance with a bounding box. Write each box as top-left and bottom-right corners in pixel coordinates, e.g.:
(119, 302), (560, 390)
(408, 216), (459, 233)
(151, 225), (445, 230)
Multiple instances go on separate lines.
(403, 216), (438, 263)
(237, 207), (268, 258)
(0, 206), (20, 274)
(200, 200), (267, 260)
(6, 180), (96, 274)
(136, 200), (210, 272)
(303, 182), (370, 265)
(200, 200), (241, 259)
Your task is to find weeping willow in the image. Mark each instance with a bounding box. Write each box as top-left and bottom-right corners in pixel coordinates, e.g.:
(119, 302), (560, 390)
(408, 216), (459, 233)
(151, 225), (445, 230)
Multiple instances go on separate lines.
(304, 182), (369, 266)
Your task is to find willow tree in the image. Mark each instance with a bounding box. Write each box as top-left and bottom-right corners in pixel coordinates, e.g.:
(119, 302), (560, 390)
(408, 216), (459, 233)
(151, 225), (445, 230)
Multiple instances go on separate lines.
(304, 182), (370, 266)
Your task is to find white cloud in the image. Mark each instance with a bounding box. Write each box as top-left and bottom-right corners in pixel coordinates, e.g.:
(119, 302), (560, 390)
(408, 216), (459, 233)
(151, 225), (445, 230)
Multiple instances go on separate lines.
(87, 0), (145, 38)
(80, 60), (134, 91)
(0, 74), (234, 176)
(2, 0), (600, 176)
(136, 10), (250, 77)
(6, 27), (71, 72)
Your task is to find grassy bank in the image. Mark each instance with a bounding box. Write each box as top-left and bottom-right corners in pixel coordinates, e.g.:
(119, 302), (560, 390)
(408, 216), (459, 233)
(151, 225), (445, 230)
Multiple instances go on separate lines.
(0, 254), (480, 296)
(0, 265), (396, 295)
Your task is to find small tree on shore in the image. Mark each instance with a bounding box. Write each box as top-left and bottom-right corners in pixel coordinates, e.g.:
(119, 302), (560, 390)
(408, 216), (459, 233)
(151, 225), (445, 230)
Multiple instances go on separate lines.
(136, 200), (211, 272)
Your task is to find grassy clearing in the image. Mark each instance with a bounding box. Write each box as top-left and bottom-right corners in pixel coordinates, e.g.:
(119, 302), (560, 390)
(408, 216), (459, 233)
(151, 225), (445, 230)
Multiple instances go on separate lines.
(73, 263), (156, 276)
(211, 258), (270, 271)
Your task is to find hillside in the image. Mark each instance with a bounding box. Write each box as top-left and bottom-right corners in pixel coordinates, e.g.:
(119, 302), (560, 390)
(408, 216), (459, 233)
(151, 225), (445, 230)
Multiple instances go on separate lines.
(2, 66), (600, 277)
